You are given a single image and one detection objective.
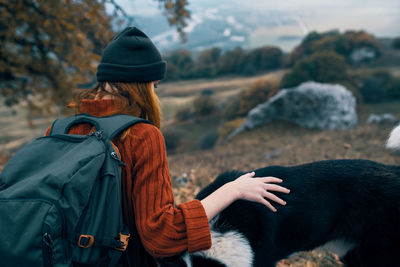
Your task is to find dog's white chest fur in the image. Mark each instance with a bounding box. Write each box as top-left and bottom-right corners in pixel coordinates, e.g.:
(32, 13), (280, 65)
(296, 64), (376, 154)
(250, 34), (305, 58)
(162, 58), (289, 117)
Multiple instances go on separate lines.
(189, 228), (254, 267)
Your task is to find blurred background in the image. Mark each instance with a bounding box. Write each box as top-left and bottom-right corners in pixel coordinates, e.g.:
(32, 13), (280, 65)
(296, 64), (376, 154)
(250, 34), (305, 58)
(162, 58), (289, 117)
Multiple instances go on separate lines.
(1, 0), (400, 265)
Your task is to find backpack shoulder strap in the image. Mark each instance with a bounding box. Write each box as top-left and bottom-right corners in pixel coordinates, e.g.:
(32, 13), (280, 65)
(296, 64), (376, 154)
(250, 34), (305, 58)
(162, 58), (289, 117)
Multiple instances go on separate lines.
(49, 113), (151, 141)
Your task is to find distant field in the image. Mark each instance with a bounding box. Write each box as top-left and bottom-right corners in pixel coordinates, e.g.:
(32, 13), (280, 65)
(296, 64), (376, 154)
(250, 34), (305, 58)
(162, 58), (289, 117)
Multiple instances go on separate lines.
(160, 70), (287, 123)
(159, 70), (287, 97)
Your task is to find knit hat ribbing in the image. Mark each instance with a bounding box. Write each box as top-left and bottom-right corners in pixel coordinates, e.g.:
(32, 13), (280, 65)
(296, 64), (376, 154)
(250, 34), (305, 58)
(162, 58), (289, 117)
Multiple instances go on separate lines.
(96, 27), (166, 83)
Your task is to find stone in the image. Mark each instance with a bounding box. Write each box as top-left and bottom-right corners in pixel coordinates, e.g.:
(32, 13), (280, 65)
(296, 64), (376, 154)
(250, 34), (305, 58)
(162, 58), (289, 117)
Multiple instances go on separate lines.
(228, 82), (357, 139)
(350, 48), (376, 63)
(367, 113), (398, 124)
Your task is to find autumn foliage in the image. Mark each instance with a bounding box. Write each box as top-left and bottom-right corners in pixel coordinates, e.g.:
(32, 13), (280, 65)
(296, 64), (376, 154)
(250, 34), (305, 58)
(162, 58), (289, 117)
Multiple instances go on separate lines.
(1, 0), (113, 108)
(0, 0), (190, 111)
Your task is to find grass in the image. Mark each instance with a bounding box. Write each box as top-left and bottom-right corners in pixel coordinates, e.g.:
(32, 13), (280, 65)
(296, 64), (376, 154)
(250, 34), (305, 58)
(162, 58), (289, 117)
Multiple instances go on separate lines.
(159, 70), (287, 123)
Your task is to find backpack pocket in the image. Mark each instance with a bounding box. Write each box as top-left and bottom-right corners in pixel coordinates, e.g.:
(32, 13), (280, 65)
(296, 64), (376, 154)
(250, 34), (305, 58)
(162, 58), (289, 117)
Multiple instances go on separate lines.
(0, 199), (70, 267)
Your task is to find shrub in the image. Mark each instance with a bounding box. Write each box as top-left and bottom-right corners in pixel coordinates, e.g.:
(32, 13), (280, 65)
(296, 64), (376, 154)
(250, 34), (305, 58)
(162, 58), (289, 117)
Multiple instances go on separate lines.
(337, 81), (363, 103)
(175, 106), (194, 122)
(281, 51), (349, 89)
(198, 130), (219, 150)
(218, 118), (245, 139)
(351, 70), (400, 102)
(162, 128), (185, 153)
(387, 77), (400, 99)
(238, 79), (279, 116)
(359, 77), (387, 103)
(221, 96), (241, 121)
(193, 95), (215, 116)
(392, 37), (400, 50)
(288, 30), (381, 65)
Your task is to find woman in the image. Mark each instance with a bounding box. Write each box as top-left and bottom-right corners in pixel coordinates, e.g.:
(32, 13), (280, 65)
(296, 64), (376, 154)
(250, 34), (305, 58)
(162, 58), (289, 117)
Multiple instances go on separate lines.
(50, 27), (290, 266)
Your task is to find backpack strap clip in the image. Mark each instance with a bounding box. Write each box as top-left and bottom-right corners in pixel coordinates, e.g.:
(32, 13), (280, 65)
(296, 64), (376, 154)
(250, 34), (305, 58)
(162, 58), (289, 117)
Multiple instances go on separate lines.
(115, 232), (130, 252)
(78, 234), (95, 248)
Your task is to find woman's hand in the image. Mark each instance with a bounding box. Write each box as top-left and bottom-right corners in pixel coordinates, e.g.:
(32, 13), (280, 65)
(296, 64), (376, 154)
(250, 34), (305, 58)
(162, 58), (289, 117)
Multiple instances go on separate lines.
(201, 172), (290, 221)
(229, 172), (290, 212)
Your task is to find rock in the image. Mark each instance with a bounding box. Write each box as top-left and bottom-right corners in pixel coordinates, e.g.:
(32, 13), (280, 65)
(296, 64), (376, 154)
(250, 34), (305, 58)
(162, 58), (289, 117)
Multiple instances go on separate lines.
(175, 173), (189, 187)
(350, 48), (376, 63)
(367, 113), (398, 124)
(228, 82), (357, 139)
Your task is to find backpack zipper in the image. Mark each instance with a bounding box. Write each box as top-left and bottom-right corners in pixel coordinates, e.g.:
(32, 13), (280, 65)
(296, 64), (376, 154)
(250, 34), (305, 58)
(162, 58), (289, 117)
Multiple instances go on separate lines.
(42, 232), (54, 267)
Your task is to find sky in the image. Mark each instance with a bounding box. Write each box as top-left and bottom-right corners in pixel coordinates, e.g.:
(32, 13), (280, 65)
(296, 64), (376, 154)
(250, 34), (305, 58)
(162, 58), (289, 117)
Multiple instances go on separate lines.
(113, 0), (400, 38)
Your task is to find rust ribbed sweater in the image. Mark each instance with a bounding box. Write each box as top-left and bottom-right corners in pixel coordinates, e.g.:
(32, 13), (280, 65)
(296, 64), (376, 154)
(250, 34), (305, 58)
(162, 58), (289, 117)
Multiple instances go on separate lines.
(46, 99), (211, 259)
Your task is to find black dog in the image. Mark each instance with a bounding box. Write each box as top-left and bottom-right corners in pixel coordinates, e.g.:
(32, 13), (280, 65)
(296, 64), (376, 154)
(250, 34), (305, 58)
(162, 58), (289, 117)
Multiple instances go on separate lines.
(159, 128), (400, 267)
(181, 159), (399, 267)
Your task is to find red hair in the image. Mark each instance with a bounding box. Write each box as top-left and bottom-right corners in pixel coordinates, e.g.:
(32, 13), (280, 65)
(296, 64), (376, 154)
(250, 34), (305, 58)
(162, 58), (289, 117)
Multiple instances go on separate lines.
(70, 81), (162, 140)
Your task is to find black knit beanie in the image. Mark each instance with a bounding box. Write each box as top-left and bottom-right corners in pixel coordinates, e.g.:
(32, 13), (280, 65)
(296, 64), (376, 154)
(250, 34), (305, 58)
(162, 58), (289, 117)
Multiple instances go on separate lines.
(96, 27), (166, 83)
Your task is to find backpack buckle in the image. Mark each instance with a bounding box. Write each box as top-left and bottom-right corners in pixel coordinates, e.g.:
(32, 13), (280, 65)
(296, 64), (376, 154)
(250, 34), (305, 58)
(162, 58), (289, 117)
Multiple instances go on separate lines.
(116, 233), (130, 252)
(78, 235), (95, 248)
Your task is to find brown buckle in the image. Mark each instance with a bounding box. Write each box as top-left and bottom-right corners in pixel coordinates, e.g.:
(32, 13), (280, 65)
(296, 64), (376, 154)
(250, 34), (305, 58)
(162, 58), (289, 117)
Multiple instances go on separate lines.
(78, 235), (95, 248)
(115, 233), (130, 252)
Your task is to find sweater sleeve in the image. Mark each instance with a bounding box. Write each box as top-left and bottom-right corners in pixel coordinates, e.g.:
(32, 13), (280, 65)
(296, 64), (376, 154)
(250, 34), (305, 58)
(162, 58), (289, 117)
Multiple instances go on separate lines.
(128, 124), (211, 258)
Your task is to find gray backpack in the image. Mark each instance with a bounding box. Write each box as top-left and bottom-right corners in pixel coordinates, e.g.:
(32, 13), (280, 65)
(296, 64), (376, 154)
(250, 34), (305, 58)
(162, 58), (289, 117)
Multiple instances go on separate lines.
(0, 114), (149, 266)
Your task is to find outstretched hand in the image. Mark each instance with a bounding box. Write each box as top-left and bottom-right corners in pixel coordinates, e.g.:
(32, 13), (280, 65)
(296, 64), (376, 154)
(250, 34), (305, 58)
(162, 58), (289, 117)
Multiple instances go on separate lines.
(231, 172), (290, 212)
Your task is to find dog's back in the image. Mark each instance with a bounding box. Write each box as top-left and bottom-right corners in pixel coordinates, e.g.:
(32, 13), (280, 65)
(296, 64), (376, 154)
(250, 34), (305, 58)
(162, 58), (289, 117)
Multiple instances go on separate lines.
(195, 159), (400, 266)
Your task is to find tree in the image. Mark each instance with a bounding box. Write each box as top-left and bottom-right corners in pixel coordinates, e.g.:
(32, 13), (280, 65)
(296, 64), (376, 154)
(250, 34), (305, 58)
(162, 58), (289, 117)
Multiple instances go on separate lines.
(193, 47), (221, 78)
(217, 46), (246, 75)
(0, 0), (190, 111)
(244, 46), (283, 72)
(166, 49), (194, 79)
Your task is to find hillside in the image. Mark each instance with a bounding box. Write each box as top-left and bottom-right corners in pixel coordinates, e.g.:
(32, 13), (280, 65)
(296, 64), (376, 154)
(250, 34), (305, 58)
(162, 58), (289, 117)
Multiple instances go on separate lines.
(167, 101), (400, 203)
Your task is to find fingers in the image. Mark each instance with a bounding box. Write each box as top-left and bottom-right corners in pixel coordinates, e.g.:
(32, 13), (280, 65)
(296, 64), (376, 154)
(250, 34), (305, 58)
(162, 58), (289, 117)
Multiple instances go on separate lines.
(264, 191), (287, 206)
(243, 172), (255, 178)
(260, 198), (277, 212)
(259, 176), (283, 183)
(264, 183), (290, 194)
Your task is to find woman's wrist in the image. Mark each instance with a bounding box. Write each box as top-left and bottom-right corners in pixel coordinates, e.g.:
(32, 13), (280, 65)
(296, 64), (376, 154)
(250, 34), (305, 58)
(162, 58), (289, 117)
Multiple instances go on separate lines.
(222, 181), (241, 202)
(200, 181), (240, 221)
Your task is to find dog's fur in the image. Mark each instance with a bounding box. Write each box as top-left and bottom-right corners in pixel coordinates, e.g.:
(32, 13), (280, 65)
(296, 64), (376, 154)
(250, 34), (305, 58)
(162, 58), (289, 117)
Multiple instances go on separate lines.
(159, 126), (400, 267)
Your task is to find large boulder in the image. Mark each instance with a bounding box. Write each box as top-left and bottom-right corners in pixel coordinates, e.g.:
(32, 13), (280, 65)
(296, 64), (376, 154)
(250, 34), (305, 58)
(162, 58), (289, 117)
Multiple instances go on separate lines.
(228, 82), (357, 138)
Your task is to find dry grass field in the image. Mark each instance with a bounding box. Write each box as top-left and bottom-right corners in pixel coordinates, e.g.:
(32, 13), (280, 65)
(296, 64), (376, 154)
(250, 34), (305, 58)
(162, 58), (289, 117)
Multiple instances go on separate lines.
(168, 104), (400, 203)
(159, 70), (287, 123)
